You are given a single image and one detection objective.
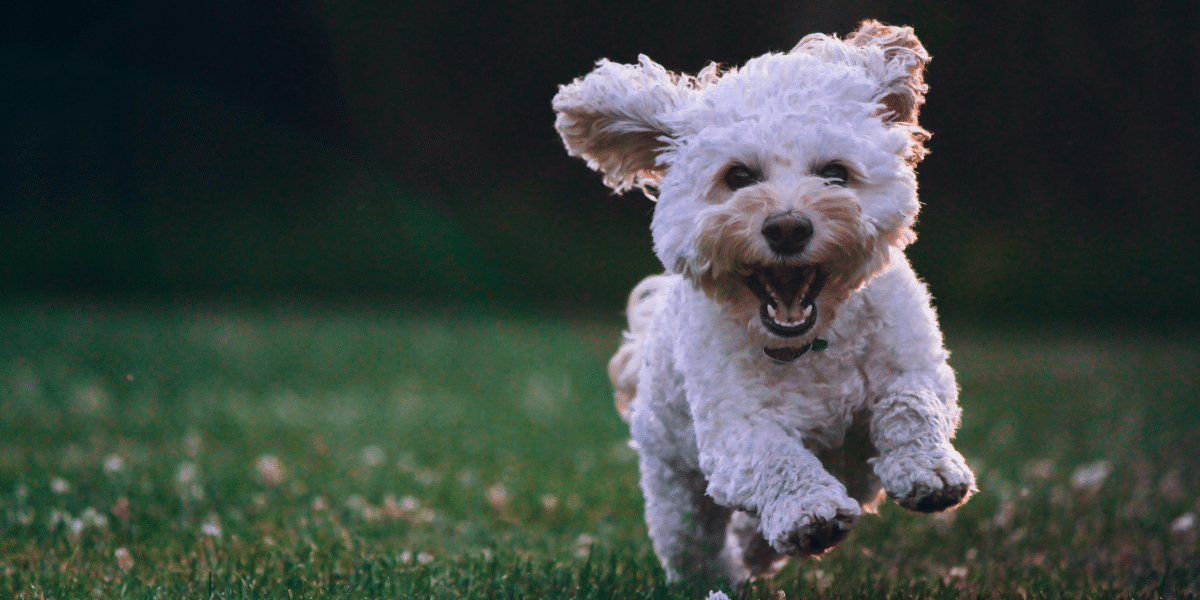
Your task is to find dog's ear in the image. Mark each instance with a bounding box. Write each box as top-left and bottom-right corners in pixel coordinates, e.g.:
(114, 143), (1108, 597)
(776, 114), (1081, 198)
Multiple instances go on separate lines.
(844, 20), (930, 127)
(554, 55), (695, 195)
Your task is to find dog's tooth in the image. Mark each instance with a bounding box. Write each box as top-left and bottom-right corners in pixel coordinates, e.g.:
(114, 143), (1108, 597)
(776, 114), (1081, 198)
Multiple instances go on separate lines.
(803, 304), (813, 318)
(766, 304), (777, 319)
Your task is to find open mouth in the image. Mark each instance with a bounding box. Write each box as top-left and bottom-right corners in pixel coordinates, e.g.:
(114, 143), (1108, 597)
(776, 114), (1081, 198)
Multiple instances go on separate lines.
(743, 264), (827, 338)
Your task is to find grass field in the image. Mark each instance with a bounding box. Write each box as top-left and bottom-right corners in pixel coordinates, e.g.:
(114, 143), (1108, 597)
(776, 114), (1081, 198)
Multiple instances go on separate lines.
(0, 300), (1196, 599)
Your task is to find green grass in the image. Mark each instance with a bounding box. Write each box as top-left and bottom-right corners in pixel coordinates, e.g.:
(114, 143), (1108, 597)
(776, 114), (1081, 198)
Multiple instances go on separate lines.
(0, 301), (1196, 599)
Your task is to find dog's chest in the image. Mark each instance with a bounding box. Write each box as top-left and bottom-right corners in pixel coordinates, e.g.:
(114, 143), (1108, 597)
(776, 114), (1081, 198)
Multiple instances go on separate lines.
(759, 350), (869, 445)
(680, 330), (870, 434)
(676, 291), (876, 440)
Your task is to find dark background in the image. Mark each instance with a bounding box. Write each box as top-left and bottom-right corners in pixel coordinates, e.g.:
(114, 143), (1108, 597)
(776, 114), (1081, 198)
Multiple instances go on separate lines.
(3, 0), (1197, 324)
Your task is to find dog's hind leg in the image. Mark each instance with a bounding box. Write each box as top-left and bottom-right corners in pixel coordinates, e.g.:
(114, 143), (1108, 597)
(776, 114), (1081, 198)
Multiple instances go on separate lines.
(638, 453), (735, 585)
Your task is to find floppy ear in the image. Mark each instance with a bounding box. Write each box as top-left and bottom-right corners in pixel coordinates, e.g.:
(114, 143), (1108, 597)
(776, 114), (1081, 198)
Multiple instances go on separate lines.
(844, 20), (931, 127)
(553, 55), (695, 194)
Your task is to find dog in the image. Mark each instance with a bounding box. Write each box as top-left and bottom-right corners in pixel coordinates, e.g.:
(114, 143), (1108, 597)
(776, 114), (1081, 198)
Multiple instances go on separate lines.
(553, 20), (976, 586)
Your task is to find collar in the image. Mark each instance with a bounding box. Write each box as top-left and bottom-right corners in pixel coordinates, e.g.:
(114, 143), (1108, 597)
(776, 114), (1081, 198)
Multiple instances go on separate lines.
(763, 338), (828, 364)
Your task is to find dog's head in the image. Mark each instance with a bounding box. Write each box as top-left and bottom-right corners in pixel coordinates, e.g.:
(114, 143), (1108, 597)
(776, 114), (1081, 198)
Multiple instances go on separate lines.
(554, 21), (931, 352)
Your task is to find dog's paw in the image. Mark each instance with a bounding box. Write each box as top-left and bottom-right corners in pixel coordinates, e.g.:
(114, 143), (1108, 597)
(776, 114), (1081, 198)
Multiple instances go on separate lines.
(764, 494), (860, 556)
(873, 445), (977, 513)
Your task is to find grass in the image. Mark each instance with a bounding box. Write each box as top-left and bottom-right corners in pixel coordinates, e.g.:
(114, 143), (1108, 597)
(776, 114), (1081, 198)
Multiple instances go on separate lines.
(0, 300), (1196, 599)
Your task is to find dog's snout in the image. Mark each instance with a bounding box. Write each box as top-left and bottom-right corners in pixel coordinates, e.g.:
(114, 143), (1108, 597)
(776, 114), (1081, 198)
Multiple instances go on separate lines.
(761, 213), (813, 256)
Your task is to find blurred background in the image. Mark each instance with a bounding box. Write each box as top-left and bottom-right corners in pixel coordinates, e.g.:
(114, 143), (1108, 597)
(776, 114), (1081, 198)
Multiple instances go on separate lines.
(3, 0), (1197, 325)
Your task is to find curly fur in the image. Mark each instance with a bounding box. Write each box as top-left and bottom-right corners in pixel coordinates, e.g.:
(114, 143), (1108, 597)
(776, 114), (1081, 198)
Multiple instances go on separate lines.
(554, 20), (975, 587)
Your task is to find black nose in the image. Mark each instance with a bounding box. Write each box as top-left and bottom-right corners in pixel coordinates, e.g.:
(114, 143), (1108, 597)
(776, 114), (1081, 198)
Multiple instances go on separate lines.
(761, 213), (814, 256)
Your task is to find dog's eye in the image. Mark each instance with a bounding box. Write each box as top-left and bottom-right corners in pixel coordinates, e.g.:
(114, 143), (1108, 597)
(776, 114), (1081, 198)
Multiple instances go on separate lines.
(723, 165), (760, 190)
(818, 163), (849, 185)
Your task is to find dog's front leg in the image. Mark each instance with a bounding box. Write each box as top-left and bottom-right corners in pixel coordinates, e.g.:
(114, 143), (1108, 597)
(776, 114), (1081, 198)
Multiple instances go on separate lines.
(868, 388), (976, 512)
(693, 410), (861, 557)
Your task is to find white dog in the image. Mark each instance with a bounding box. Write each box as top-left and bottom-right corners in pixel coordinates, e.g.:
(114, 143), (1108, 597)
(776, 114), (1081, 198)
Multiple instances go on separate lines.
(553, 21), (977, 586)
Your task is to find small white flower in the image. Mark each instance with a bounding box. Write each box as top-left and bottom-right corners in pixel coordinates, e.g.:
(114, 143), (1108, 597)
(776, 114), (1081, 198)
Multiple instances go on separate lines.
(175, 463), (204, 502)
(399, 550), (412, 563)
(103, 454), (125, 474)
(486, 483), (508, 510)
(81, 507), (108, 529)
(1071, 460), (1112, 493)
(1171, 512), (1196, 533)
(400, 495), (419, 511)
(416, 551), (434, 564)
(255, 454), (287, 487)
(176, 462), (199, 485)
(574, 533), (596, 558)
(362, 504), (382, 522)
(200, 514), (222, 538)
(943, 565), (970, 586)
(114, 547), (134, 570)
(704, 592), (731, 600)
(540, 494), (560, 511)
(361, 445), (386, 468)
(50, 477), (71, 494)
